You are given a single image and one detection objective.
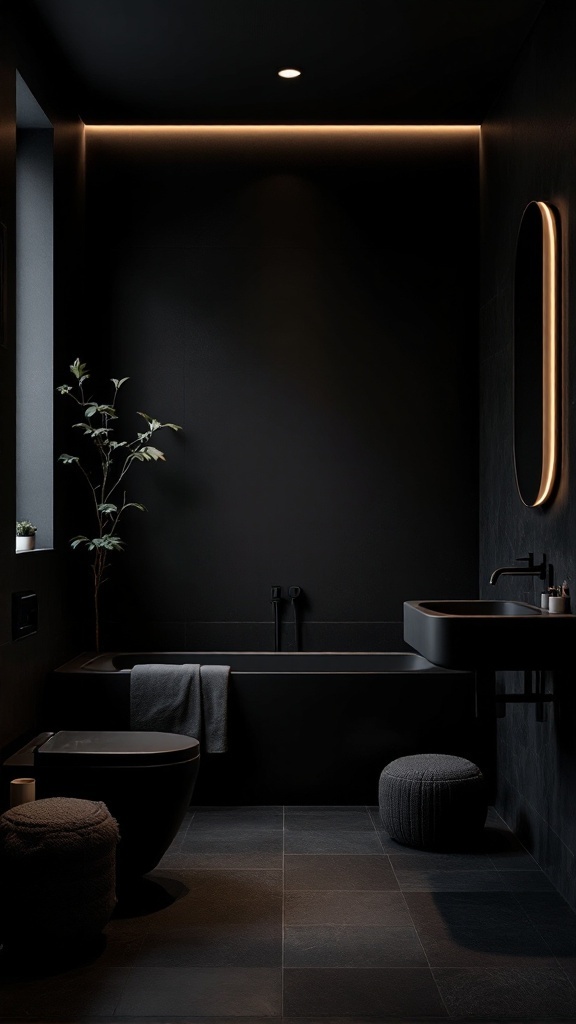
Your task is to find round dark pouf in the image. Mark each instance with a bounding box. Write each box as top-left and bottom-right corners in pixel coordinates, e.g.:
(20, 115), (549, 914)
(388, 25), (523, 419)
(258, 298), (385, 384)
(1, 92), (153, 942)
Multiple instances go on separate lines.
(379, 753), (487, 850)
(0, 797), (119, 949)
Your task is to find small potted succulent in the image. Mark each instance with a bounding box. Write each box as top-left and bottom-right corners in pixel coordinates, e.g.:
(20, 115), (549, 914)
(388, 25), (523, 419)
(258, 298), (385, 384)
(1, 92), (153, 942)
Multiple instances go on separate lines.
(16, 520), (37, 552)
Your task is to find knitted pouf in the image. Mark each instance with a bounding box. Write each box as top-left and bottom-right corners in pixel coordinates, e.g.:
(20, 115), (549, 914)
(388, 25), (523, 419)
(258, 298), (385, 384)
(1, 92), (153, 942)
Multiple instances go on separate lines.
(379, 753), (487, 850)
(0, 796), (119, 948)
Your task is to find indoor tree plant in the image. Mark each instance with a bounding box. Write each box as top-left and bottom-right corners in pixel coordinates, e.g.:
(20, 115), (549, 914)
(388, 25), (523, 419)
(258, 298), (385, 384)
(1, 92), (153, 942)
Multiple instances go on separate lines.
(57, 358), (181, 653)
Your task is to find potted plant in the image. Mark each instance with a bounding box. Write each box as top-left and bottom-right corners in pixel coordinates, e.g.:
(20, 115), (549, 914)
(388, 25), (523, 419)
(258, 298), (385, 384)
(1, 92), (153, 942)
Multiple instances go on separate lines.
(57, 358), (182, 653)
(16, 520), (37, 552)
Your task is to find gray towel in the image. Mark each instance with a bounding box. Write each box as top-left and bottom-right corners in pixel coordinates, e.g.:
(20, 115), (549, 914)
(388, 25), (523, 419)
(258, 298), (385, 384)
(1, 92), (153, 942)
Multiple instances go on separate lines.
(199, 664), (229, 754)
(130, 663), (229, 753)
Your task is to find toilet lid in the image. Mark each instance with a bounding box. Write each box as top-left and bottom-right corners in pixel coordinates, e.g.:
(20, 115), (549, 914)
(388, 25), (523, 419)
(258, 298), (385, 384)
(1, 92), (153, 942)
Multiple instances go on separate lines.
(34, 731), (200, 766)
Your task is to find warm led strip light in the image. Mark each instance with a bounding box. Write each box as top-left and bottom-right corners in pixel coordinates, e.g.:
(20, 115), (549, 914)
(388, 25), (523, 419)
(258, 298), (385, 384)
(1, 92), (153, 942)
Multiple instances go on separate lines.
(84, 124), (480, 134)
(532, 200), (559, 507)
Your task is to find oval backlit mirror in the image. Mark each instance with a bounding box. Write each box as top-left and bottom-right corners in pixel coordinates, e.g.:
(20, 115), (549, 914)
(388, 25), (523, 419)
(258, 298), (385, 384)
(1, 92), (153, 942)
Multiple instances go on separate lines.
(513, 201), (560, 507)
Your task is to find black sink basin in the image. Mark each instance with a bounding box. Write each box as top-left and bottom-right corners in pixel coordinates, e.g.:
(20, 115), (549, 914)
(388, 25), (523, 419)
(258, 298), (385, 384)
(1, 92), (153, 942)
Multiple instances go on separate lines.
(404, 599), (575, 670)
(417, 600), (541, 617)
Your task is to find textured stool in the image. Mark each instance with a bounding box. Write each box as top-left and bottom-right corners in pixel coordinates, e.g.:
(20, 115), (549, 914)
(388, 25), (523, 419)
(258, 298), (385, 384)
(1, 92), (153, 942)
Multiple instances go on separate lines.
(379, 753), (487, 850)
(0, 796), (119, 949)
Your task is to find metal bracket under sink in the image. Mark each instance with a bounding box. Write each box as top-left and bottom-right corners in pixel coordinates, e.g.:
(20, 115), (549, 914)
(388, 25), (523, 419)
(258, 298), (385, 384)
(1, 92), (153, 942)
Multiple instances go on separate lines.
(475, 670), (555, 721)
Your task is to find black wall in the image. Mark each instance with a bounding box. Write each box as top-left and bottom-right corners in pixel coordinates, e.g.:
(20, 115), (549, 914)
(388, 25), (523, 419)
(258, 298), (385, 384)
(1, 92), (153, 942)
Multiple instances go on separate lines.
(82, 129), (480, 652)
(480, 0), (576, 905)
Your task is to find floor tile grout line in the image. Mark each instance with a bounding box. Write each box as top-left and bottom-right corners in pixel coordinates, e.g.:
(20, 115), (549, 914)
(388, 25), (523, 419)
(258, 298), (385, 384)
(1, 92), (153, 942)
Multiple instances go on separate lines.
(547, 956), (576, 992)
(182, 807), (196, 839)
(284, 887), (406, 896)
(367, 802), (381, 836)
(109, 928), (139, 1017)
(486, 856), (540, 870)
(496, 783), (576, 893)
(387, 853), (504, 1017)
(397, 881), (452, 1020)
(367, 802), (381, 830)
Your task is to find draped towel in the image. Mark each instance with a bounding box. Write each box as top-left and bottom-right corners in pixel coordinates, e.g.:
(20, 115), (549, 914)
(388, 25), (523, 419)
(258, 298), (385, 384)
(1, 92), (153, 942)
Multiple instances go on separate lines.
(129, 663), (229, 753)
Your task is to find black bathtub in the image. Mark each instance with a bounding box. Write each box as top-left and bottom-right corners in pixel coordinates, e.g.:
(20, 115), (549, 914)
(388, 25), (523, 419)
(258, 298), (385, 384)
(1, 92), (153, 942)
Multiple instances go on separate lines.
(43, 652), (490, 803)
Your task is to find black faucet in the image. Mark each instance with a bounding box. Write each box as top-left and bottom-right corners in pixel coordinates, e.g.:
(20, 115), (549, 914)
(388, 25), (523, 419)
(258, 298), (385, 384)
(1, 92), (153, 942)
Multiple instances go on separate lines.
(489, 552), (547, 586)
(271, 586), (282, 652)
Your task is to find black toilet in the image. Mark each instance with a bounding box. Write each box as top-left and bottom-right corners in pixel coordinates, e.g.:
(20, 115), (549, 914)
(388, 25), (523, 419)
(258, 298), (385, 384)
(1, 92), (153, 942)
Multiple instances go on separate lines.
(5, 730), (200, 877)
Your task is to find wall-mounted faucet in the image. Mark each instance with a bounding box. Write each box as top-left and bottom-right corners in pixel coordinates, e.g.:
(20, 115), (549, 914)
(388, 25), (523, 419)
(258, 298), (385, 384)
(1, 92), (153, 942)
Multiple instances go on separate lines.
(270, 585), (304, 651)
(289, 586), (302, 652)
(271, 586), (282, 652)
(489, 552), (548, 586)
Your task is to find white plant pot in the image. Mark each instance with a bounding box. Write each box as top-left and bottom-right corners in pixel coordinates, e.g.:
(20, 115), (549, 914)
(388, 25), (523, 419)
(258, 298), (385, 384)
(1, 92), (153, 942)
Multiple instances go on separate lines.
(16, 536), (35, 552)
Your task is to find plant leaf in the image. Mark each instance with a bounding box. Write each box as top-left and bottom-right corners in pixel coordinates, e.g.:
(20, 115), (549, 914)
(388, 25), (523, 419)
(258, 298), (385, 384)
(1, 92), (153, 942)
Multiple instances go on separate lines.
(88, 535), (124, 551)
(70, 534), (90, 549)
(111, 377), (129, 389)
(138, 446), (166, 461)
(137, 411), (182, 433)
(56, 385), (72, 395)
(97, 503), (118, 514)
(71, 359), (88, 380)
(58, 454), (79, 464)
(124, 502), (147, 512)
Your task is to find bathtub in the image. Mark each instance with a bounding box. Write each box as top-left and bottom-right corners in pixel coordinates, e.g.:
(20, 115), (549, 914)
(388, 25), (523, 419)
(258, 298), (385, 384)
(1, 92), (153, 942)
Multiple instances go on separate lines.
(43, 651), (489, 803)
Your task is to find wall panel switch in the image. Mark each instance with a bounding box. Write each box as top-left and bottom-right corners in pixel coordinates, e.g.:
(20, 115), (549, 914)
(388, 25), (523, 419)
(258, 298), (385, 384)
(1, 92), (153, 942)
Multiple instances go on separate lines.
(12, 591), (38, 640)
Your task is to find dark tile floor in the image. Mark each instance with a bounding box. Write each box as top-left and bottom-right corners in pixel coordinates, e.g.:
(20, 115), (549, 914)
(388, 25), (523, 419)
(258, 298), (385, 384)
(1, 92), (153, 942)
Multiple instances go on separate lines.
(2, 805), (576, 1022)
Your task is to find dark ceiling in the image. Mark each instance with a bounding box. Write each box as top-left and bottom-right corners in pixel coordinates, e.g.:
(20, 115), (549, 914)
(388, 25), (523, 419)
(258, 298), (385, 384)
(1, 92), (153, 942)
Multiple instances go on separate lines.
(12, 0), (547, 125)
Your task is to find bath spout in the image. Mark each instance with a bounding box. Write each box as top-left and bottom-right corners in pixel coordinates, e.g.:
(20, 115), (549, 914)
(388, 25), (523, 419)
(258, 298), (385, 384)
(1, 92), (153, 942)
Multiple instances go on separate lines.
(489, 552), (547, 586)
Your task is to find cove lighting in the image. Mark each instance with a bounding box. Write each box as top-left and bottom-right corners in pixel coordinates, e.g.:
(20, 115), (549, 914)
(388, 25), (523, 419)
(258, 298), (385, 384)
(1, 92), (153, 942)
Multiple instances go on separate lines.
(278, 68), (301, 79)
(534, 200), (559, 508)
(84, 125), (480, 134)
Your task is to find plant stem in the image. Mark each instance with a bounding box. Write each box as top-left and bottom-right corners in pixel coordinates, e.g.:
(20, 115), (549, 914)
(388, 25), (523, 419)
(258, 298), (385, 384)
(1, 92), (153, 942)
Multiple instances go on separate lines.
(94, 582), (100, 654)
(93, 546), (110, 654)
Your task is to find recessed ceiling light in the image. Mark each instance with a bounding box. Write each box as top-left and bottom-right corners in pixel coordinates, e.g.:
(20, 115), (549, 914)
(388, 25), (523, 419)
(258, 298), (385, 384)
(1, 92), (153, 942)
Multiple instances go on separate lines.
(278, 68), (301, 79)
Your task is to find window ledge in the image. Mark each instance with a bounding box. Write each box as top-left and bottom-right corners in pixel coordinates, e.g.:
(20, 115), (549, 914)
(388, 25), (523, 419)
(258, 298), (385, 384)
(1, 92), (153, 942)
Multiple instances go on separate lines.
(15, 546), (53, 554)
